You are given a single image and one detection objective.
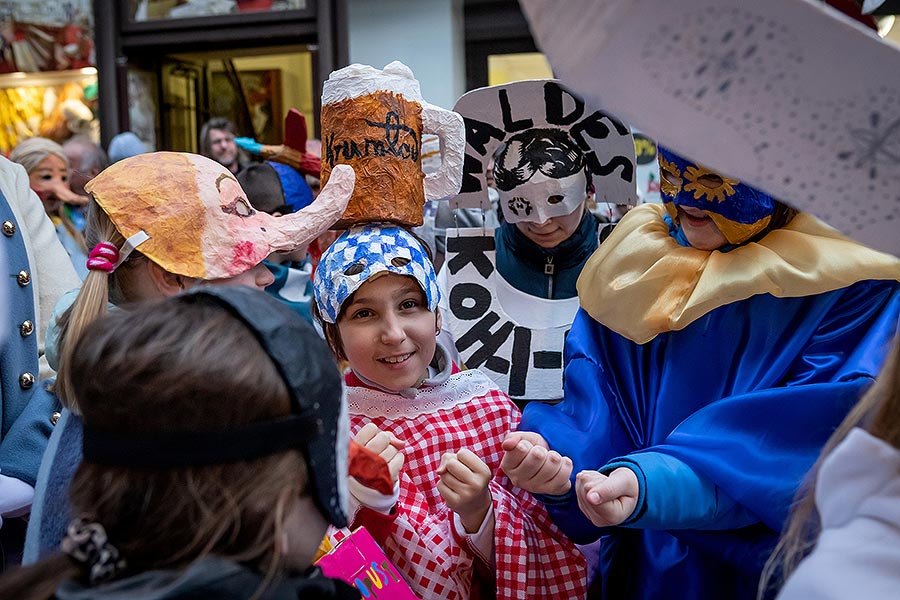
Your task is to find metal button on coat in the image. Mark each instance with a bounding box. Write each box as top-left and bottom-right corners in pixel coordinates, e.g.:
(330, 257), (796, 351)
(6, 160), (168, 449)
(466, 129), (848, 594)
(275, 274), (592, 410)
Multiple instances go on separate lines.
(19, 320), (34, 337)
(17, 270), (31, 286)
(19, 372), (34, 389)
(2, 220), (15, 236)
(50, 412), (61, 426)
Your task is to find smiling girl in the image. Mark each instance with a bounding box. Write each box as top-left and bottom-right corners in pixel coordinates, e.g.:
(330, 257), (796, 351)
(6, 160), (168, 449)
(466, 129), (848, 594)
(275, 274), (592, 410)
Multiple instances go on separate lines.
(312, 223), (586, 600)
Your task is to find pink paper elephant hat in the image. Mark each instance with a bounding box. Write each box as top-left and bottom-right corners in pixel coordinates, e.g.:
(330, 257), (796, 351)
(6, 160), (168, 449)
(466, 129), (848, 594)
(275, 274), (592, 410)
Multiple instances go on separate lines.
(85, 152), (354, 279)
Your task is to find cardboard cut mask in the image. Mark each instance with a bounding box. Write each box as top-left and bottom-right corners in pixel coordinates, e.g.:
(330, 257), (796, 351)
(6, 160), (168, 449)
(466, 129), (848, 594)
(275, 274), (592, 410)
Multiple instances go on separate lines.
(451, 79), (638, 224)
(85, 152), (354, 280)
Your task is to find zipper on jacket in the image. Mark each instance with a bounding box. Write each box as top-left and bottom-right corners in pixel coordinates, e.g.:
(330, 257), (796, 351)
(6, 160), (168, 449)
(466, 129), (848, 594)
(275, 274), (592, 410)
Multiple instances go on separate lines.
(545, 256), (555, 298)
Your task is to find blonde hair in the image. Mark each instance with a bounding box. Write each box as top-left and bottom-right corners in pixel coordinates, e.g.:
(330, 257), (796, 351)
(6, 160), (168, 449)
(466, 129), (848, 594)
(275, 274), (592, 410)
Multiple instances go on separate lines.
(759, 334), (900, 597)
(53, 200), (147, 411)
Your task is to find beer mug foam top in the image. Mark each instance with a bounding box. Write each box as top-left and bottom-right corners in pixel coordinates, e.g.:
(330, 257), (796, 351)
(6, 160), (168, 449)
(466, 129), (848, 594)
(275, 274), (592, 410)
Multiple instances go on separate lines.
(321, 61), (465, 228)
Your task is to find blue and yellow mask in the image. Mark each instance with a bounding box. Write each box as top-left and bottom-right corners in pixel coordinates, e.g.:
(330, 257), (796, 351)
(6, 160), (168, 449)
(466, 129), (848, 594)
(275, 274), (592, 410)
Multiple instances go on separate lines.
(658, 147), (776, 246)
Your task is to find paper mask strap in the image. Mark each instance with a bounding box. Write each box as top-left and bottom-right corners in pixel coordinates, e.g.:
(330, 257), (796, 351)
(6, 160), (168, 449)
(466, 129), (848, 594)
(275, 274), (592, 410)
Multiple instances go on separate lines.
(83, 414), (319, 467)
(113, 230), (150, 270)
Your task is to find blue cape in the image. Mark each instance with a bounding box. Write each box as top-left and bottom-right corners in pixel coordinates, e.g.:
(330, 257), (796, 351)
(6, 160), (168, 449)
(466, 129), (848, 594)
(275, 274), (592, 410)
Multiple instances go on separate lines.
(521, 278), (900, 599)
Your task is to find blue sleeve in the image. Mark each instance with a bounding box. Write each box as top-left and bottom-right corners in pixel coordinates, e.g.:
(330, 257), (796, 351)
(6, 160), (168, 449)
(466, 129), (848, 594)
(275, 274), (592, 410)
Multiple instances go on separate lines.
(522, 280), (900, 539)
(521, 325), (631, 543)
(24, 409), (82, 564)
(604, 452), (757, 531)
(0, 380), (61, 487)
(653, 281), (900, 531)
(534, 488), (602, 544)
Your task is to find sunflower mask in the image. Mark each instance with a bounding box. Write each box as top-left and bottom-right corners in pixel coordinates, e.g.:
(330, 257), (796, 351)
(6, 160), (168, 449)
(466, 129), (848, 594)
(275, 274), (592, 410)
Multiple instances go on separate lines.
(658, 147), (776, 246)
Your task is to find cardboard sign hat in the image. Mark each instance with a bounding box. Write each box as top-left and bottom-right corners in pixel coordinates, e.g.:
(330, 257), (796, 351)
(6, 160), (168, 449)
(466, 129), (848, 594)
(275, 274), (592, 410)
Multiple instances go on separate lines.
(518, 0), (900, 255)
(451, 79), (638, 221)
(85, 152), (354, 280)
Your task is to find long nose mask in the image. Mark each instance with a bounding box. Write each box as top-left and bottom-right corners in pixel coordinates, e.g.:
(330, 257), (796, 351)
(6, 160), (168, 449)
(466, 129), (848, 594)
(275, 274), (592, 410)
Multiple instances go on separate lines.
(85, 152), (355, 279)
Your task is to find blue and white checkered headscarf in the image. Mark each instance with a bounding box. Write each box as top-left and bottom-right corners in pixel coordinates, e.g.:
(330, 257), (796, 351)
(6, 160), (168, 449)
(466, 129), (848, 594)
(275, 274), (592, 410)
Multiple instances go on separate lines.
(313, 224), (440, 323)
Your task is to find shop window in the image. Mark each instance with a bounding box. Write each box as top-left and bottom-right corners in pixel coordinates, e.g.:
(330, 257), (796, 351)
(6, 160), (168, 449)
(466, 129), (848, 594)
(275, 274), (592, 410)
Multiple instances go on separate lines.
(0, 0), (97, 154)
(129, 0), (307, 22)
(487, 52), (552, 86)
(206, 51), (313, 145)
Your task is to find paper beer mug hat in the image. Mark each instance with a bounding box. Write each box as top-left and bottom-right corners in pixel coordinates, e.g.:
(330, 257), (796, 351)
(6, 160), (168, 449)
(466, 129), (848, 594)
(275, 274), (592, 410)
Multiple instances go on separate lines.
(85, 152), (354, 280)
(320, 61), (465, 228)
(451, 79), (638, 223)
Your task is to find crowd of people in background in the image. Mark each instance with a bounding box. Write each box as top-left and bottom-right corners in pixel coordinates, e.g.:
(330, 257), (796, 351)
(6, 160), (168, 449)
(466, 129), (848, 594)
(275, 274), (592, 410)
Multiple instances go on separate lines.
(0, 31), (898, 600)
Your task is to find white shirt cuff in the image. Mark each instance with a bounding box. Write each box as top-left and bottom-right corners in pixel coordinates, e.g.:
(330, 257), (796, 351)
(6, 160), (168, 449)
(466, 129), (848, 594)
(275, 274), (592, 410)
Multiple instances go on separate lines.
(453, 505), (495, 567)
(348, 476), (399, 516)
(0, 474), (34, 518)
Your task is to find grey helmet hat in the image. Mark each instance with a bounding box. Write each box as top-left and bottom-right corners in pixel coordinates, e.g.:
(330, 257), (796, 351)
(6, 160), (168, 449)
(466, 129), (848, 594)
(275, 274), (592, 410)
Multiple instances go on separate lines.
(81, 286), (350, 527)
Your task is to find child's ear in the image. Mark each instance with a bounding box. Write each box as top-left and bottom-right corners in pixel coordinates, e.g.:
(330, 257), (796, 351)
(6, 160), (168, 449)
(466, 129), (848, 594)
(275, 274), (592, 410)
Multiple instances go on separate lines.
(324, 324), (347, 362)
(147, 262), (189, 297)
(435, 307), (442, 335)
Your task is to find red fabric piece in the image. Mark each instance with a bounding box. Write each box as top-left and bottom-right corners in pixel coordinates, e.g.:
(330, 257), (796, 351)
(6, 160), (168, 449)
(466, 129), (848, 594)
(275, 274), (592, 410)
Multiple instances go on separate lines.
(353, 506), (398, 547)
(284, 109), (322, 177)
(348, 440), (394, 495)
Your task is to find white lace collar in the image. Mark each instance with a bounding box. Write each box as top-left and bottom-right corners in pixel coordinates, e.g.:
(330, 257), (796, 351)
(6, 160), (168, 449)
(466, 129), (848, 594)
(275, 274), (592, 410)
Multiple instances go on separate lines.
(347, 369), (500, 419)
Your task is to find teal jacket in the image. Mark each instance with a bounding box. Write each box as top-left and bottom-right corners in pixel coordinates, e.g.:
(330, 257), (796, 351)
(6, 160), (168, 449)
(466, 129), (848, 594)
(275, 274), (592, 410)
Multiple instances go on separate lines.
(494, 211), (599, 299)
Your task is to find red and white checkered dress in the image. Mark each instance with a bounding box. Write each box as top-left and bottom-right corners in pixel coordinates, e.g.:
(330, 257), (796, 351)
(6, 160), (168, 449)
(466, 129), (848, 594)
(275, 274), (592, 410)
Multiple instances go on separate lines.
(346, 368), (587, 600)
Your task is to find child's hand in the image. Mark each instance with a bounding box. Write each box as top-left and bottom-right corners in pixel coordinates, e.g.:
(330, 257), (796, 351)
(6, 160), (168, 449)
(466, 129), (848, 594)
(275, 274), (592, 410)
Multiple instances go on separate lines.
(354, 423), (405, 487)
(436, 449), (492, 533)
(500, 431), (572, 495)
(574, 467), (639, 527)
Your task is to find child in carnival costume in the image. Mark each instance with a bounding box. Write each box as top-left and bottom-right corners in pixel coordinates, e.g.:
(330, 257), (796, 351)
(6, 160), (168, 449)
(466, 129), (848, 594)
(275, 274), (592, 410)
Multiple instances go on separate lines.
(313, 223), (587, 599)
(501, 147), (900, 600)
(0, 287), (360, 599)
(24, 153), (354, 564)
(439, 80), (638, 407)
(238, 160), (318, 322)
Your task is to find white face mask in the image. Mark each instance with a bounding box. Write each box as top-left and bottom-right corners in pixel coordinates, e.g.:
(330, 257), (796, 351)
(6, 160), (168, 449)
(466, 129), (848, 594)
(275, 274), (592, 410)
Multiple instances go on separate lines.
(497, 170), (586, 224)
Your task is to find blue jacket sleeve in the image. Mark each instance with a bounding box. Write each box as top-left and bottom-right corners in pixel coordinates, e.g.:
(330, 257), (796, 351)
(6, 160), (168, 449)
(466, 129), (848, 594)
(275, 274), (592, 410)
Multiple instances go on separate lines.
(0, 380), (61, 487)
(536, 452), (757, 541)
(522, 337), (628, 543)
(654, 280), (900, 531)
(605, 452), (757, 531)
(24, 409), (82, 564)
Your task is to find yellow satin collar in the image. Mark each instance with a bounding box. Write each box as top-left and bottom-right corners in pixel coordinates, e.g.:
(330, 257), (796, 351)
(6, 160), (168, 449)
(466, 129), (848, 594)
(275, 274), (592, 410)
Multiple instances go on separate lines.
(577, 204), (900, 344)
